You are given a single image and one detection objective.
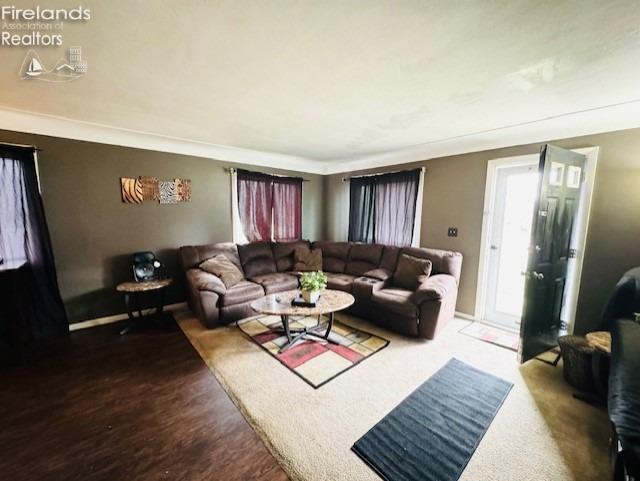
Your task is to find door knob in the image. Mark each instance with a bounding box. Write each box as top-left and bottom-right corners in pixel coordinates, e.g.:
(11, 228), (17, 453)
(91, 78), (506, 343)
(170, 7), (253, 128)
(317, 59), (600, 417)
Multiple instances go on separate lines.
(522, 271), (544, 280)
(490, 245), (499, 250)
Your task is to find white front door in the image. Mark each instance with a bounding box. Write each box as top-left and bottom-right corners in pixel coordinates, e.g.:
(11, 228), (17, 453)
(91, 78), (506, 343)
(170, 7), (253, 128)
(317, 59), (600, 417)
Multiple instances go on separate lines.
(484, 162), (539, 331)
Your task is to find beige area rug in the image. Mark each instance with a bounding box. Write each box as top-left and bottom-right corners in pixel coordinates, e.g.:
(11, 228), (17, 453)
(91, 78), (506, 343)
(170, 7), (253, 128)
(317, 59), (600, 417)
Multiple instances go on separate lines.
(178, 313), (609, 481)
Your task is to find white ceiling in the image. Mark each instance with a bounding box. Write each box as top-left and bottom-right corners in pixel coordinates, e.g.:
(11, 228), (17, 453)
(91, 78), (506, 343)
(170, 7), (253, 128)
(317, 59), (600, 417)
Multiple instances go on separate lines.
(2, 0), (640, 173)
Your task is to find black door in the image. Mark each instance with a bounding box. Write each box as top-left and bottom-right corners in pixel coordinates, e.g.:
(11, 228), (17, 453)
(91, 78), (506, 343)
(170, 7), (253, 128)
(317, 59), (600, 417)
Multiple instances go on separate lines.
(518, 144), (586, 363)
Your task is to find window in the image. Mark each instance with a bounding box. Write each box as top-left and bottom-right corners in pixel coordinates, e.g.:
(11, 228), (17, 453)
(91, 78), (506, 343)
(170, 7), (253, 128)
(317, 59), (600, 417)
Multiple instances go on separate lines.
(348, 169), (422, 247)
(235, 169), (302, 242)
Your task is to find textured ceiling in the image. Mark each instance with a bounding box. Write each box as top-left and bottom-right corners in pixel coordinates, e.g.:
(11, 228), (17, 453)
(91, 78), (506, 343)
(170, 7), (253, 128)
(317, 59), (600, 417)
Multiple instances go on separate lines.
(1, 0), (640, 168)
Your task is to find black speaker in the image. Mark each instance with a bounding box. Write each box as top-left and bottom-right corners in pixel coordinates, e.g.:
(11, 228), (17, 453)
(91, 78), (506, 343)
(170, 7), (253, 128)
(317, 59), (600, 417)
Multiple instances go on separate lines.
(132, 251), (164, 282)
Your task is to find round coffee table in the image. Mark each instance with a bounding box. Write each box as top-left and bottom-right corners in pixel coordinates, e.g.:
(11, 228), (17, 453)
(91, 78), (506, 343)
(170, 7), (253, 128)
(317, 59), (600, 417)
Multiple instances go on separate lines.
(116, 278), (172, 335)
(250, 289), (354, 353)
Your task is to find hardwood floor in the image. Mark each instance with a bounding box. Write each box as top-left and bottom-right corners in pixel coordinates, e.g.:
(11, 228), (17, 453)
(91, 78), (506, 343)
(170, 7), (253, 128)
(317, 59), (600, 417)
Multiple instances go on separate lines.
(0, 317), (288, 481)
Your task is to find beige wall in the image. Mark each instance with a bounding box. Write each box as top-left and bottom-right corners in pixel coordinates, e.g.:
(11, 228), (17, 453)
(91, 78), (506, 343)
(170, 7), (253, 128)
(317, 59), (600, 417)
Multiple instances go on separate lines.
(324, 127), (640, 335)
(0, 130), (324, 323)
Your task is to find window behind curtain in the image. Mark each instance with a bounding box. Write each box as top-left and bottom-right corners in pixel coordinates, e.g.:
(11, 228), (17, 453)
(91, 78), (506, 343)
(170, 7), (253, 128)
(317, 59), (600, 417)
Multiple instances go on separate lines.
(348, 169), (421, 247)
(273, 176), (302, 242)
(0, 145), (68, 337)
(236, 169), (302, 242)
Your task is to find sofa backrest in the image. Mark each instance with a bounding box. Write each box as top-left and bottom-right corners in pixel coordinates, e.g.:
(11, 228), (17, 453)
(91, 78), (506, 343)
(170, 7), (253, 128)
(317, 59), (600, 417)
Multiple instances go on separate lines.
(312, 241), (351, 273)
(237, 242), (277, 278)
(272, 240), (310, 272)
(379, 246), (401, 272)
(345, 244), (384, 276)
(179, 242), (243, 271)
(400, 246), (463, 282)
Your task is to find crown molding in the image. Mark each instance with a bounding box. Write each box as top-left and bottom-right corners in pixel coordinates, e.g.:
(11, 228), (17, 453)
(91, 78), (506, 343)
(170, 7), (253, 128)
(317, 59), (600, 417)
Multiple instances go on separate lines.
(321, 99), (640, 174)
(2, 100), (640, 176)
(0, 106), (325, 174)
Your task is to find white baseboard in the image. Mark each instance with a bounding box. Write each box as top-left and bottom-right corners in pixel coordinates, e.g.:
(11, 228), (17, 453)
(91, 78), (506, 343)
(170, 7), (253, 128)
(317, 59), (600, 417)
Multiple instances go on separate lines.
(455, 311), (477, 321)
(69, 302), (189, 331)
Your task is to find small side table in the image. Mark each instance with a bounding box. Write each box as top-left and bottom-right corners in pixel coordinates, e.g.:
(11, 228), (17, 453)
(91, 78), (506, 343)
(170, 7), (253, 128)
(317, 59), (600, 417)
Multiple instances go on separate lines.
(116, 278), (172, 335)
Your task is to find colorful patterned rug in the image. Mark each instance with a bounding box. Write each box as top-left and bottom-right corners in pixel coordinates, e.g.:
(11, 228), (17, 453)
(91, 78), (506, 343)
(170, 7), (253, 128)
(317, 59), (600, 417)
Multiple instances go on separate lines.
(459, 321), (520, 351)
(237, 315), (389, 388)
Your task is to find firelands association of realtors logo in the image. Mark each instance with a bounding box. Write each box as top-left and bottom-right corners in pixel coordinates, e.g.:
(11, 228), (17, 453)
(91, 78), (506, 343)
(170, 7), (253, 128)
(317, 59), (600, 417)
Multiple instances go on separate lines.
(1, 5), (91, 82)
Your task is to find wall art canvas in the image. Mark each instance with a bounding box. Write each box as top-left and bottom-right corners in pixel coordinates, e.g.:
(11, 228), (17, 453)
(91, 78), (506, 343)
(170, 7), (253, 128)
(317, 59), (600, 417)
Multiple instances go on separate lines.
(139, 176), (159, 201)
(159, 180), (178, 204)
(175, 178), (192, 202)
(120, 177), (144, 204)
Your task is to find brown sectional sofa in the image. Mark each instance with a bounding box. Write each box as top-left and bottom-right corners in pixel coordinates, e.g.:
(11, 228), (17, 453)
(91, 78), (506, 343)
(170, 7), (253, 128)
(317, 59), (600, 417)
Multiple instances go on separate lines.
(179, 240), (462, 340)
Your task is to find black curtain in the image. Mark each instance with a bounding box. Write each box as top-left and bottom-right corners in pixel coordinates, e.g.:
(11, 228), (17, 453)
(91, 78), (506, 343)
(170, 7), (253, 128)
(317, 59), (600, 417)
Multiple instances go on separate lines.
(0, 145), (68, 338)
(348, 175), (376, 243)
(348, 169), (421, 247)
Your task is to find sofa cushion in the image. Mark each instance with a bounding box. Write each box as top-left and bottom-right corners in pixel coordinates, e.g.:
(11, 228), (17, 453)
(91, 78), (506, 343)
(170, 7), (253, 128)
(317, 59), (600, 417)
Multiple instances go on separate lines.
(249, 272), (298, 295)
(380, 246), (401, 272)
(326, 272), (356, 292)
(363, 268), (392, 281)
(293, 246), (323, 272)
(180, 242), (242, 270)
(372, 287), (418, 318)
(238, 242), (277, 278)
(199, 254), (244, 288)
(401, 247), (463, 282)
(272, 240), (310, 272)
(411, 274), (457, 304)
(313, 241), (351, 273)
(219, 281), (264, 306)
(393, 254), (433, 290)
(346, 244), (384, 276)
(186, 268), (226, 294)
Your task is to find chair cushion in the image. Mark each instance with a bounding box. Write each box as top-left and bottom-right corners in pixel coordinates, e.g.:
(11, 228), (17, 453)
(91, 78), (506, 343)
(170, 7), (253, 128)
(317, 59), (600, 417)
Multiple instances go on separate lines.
(272, 240), (310, 272)
(326, 272), (356, 292)
(238, 242), (277, 278)
(199, 254), (244, 288)
(293, 246), (323, 272)
(219, 281), (265, 306)
(346, 244), (384, 276)
(249, 272), (298, 295)
(372, 288), (418, 318)
(393, 253), (432, 290)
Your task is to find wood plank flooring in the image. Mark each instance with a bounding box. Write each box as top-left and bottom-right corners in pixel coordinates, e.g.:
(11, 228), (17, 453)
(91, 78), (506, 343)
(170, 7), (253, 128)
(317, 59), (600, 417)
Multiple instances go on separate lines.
(0, 318), (288, 481)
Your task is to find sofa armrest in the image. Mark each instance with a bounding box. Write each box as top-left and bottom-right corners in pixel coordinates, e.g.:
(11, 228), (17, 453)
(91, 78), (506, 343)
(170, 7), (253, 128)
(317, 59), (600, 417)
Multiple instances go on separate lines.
(363, 268), (392, 281)
(186, 268), (227, 295)
(411, 274), (457, 304)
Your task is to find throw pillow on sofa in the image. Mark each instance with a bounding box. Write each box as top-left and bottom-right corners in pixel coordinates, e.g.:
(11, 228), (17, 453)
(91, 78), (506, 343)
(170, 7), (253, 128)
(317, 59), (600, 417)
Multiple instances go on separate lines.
(293, 246), (323, 272)
(393, 253), (432, 290)
(199, 254), (244, 288)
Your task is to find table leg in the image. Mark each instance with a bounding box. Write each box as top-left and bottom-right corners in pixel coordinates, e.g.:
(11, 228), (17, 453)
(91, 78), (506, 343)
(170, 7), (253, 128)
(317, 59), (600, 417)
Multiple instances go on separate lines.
(281, 314), (291, 343)
(323, 312), (334, 339)
(120, 292), (136, 336)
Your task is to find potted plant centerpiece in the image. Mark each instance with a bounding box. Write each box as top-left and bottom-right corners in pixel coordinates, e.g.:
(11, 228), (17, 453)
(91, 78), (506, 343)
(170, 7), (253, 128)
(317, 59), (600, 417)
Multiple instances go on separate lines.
(299, 270), (328, 304)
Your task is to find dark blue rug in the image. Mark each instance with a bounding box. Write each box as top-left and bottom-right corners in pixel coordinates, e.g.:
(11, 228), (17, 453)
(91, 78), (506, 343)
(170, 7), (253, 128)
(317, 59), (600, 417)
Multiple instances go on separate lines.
(352, 358), (513, 481)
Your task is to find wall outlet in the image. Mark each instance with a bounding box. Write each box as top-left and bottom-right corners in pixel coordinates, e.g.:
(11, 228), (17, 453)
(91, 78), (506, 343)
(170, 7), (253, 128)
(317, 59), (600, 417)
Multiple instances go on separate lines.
(448, 227), (458, 237)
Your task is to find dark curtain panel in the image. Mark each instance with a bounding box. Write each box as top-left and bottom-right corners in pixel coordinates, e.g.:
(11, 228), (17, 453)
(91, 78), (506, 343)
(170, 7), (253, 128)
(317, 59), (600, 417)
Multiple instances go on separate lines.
(237, 169), (273, 242)
(0, 145), (68, 338)
(348, 169), (421, 247)
(375, 169), (420, 246)
(273, 176), (302, 242)
(348, 175), (376, 243)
